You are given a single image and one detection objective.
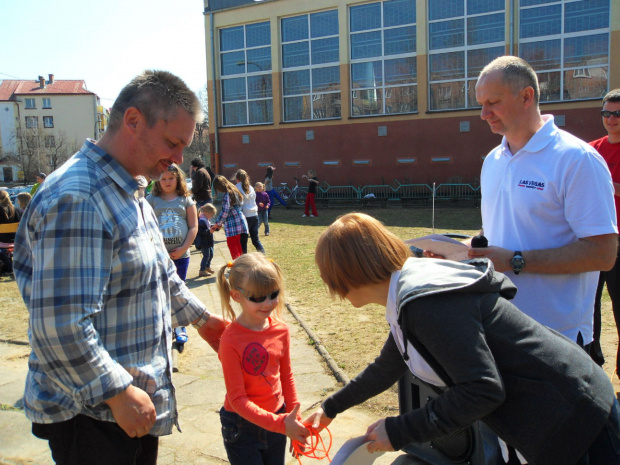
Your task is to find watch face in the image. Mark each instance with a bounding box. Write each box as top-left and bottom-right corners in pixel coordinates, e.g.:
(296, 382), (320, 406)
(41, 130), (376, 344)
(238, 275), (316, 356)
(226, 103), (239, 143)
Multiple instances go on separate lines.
(511, 254), (525, 272)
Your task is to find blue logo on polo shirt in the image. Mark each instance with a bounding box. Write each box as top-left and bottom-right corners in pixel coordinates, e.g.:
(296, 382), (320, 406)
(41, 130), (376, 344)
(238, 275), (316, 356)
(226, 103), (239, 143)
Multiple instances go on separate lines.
(518, 179), (545, 190)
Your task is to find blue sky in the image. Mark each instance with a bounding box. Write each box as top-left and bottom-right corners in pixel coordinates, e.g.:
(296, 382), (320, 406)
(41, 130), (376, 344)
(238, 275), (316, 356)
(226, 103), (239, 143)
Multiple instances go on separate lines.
(0, 0), (208, 107)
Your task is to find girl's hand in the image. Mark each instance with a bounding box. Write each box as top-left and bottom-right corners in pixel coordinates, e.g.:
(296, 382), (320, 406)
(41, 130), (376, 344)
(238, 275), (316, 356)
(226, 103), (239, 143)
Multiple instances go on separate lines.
(169, 248), (183, 260)
(303, 407), (333, 431)
(365, 419), (394, 453)
(259, 202), (264, 207)
(285, 404), (309, 443)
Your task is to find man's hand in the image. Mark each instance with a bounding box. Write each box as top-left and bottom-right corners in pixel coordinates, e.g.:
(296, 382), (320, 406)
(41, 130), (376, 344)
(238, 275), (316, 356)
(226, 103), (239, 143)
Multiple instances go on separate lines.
(285, 404), (309, 443)
(365, 419), (394, 453)
(105, 385), (156, 438)
(196, 313), (230, 352)
(468, 246), (513, 272)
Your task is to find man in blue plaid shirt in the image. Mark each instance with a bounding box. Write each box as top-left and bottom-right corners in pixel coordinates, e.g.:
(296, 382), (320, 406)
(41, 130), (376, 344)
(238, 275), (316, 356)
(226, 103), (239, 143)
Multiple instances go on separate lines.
(13, 70), (228, 465)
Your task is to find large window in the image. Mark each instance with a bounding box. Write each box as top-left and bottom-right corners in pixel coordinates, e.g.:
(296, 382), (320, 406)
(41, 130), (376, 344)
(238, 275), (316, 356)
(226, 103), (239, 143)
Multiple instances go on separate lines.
(43, 116), (54, 128)
(25, 116), (38, 128)
(428, 0), (505, 110)
(220, 21), (273, 126)
(282, 10), (340, 121)
(349, 0), (417, 116)
(25, 98), (36, 109)
(43, 98), (51, 109)
(519, 0), (610, 102)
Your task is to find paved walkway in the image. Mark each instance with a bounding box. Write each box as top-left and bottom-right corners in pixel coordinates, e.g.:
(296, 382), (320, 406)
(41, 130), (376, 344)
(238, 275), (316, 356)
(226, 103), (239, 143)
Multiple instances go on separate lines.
(0, 238), (420, 465)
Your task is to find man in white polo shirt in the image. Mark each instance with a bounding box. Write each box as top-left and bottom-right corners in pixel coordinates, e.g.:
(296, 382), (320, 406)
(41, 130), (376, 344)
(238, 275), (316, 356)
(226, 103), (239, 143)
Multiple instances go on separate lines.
(470, 56), (617, 352)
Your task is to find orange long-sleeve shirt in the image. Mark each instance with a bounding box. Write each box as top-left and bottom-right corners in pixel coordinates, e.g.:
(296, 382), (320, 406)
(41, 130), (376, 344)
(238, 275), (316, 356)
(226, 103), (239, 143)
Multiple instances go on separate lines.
(218, 318), (299, 434)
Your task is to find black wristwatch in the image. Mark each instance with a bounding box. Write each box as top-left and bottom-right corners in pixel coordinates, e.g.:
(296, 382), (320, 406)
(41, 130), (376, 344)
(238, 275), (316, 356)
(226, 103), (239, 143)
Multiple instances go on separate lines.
(510, 251), (525, 275)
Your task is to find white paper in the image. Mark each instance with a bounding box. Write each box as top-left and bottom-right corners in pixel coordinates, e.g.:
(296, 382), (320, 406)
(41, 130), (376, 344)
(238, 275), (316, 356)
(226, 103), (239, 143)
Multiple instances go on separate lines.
(330, 435), (385, 465)
(405, 234), (470, 262)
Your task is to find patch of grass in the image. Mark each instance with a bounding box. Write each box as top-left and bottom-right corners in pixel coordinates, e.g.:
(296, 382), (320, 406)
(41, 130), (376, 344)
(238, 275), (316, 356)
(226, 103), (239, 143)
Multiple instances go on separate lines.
(0, 403), (22, 411)
(0, 274), (29, 342)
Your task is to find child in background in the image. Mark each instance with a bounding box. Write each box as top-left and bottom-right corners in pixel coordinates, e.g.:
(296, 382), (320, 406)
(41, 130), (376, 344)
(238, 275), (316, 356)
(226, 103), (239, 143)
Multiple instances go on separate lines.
(216, 253), (309, 465)
(255, 182), (270, 236)
(147, 164), (197, 347)
(235, 169), (265, 254)
(264, 166), (286, 219)
(301, 169), (319, 218)
(198, 203), (217, 277)
(16, 192), (32, 214)
(211, 175), (248, 260)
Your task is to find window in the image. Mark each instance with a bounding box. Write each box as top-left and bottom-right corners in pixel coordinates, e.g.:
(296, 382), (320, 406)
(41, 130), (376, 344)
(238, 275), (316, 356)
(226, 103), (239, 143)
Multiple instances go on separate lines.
(25, 98), (36, 109)
(519, 0), (610, 102)
(43, 116), (54, 128)
(350, 0), (417, 116)
(43, 98), (51, 109)
(45, 136), (56, 148)
(282, 10), (341, 121)
(26, 137), (38, 149)
(220, 21), (273, 126)
(25, 116), (38, 128)
(428, 0), (505, 110)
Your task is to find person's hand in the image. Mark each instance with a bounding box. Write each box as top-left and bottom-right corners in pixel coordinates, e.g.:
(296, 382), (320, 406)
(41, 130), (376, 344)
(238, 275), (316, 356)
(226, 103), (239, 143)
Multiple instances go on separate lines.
(105, 385), (156, 438)
(196, 313), (230, 352)
(303, 407), (333, 432)
(423, 250), (446, 259)
(365, 419), (394, 453)
(169, 248), (183, 260)
(285, 404), (309, 443)
(468, 246), (512, 272)
(259, 202), (264, 207)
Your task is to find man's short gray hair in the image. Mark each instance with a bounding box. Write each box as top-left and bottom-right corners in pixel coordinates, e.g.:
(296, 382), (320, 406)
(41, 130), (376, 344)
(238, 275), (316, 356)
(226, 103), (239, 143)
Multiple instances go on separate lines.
(479, 56), (540, 105)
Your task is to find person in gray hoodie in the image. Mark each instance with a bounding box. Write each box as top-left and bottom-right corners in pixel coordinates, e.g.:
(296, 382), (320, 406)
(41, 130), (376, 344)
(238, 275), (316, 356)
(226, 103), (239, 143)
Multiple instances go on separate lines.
(305, 212), (619, 465)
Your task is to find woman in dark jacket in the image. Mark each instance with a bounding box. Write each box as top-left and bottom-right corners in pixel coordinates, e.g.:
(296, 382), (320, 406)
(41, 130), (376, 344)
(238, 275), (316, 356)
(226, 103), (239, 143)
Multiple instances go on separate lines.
(0, 190), (22, 273)
(305, 212), (620, 465)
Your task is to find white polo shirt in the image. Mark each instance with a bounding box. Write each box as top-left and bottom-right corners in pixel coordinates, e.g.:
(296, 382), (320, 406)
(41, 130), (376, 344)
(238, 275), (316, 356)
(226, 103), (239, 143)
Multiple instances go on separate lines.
(481, 115), (617, 343)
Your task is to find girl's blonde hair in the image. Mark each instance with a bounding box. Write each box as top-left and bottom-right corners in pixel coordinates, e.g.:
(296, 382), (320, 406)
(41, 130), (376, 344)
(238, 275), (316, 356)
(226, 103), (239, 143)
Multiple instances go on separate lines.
(0, 190), (15, 218)
(152, 164), (190, 197)
(16, 192), (32, 211)
(200, 203), (217, 216)
(308, 169), (316, 177)
(234, 169), (251, 194)
(216, 253), (286, 322)
(213, 175), (242, 206)
(315, 212), (412, 299)
(255, 182), (264, 190)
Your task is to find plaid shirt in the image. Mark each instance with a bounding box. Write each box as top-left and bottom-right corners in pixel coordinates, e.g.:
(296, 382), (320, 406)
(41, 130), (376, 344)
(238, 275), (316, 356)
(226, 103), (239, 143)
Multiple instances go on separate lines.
(13, 140), (207, 435)
(214, 192), (248, 237)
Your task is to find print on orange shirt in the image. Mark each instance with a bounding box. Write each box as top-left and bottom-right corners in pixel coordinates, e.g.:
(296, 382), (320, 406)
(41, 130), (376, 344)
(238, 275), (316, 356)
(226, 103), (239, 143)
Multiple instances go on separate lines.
(243, 342), (269, 376)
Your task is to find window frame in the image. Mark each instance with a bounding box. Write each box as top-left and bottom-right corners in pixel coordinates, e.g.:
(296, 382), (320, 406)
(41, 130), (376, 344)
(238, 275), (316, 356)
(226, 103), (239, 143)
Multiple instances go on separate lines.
(42, 97), (52, 109)
(43, 116), (54, 128)
(25, 116), (38, 129)
(25, 98), (36, 109)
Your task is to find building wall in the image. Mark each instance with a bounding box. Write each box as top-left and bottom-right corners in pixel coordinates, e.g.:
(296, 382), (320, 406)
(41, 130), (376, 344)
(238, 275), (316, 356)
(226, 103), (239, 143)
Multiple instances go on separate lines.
(0, 103), (16, 153)
(205, 0), (620, 185)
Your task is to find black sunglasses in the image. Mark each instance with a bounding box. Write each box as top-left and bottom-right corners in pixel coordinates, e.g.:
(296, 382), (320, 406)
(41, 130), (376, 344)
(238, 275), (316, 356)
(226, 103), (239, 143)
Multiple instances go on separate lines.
(236, 288), (280, 303)
(601, 110), (620, 118)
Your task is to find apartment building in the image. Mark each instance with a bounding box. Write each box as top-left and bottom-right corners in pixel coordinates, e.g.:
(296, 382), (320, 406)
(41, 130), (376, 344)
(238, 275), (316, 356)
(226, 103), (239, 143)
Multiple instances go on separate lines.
(204, 0), (620, 186)
(0, 74), (106, 182)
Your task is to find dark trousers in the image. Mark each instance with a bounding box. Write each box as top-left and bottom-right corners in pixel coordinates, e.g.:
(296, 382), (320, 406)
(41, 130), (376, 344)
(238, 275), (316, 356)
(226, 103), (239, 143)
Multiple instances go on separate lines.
(575, 397), (620, 464)
(32, 415), (158, 465)
(592, 248), (620, 371)
(240, 216), (265, 254)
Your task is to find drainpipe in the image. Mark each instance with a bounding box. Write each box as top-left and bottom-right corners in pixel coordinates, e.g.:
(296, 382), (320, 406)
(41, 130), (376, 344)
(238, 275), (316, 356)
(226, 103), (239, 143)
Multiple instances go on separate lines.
(206, 10), (221, 173)
(509, 0), (514, 56)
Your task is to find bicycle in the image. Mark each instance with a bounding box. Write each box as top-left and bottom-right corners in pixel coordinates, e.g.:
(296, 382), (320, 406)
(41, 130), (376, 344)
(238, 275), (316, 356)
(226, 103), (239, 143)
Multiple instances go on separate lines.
(273, 177), (307, 206)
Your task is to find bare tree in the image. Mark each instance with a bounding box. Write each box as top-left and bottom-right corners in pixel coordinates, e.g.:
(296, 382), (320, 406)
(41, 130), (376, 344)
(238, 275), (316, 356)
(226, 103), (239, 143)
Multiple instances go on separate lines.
(182, 84), (210, 172)
(15, 127), (78, 181)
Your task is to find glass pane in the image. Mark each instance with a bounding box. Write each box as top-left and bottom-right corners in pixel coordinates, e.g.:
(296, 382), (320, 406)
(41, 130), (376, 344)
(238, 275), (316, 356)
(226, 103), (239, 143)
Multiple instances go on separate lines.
(246, 22), (270, 48)
(351, 31), (382, 59)
(384, 85), (417, 113)
(521, 0), (555, 6)
(564, 66), (608, 100)
(519, 5), (561, 39)
(311, 92), (342, 118)
(564, 33), (609, 68)
(246, 47), (271, 72)
(429, 51), (465, 80)
(520, 40), (561, 71)
(351, 61), (383, 88)
(221, 77), (246, 101)
(537, 71), (562, 102)
(220, 26), (244, 51)
(384, 25), (416, 55)
(350, 3), (381, 32)
(248, 75), (272, 99)
(311, 10), (338, 38)
(565, 0), (609, 33)
(351, 88), (384, 116)
(283, 70), (310, 95)
(467, 46), (504, 78)
(384, 57), (416, 85)
(221, 51), (245, 76)
(384, 0), (416, 27)
(467, 13), (504, 46)
(312, 66), (340, 92)
(282, 16), (308, 42)
(429, 0), (464, 21)
(429, 19), (464, 50)
(223, 102), (247, 126)
(284, 96), (311, 121)
(467, 0), (504, 15)
(429, 82), (466, 110)
(312, 37), (339, 65)
(248, 99), (273, 124)
(282, 41), (310, 68)
(466, 79), (480, 107)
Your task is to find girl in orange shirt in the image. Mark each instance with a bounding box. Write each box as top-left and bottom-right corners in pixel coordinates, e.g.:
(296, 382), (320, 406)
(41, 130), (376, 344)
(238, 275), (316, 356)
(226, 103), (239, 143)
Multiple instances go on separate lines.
(216, 253), (308, 465)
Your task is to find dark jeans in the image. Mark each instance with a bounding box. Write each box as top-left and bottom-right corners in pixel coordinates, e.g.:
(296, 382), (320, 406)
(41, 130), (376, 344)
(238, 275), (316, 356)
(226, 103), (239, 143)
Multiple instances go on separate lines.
(240, 216), (265, 254)
(575, 397), (620, 464)
(267, 190), (287, 213)
(220, 406), (286, 465)
(200, 246), (214, 271)
(257, 210), (269, 235)
(32, 415), (158, 465)
(592, 248), (620, 370)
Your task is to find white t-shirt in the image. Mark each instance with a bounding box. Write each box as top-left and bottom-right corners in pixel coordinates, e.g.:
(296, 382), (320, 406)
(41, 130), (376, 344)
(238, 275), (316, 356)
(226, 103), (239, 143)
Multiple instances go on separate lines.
(481, 115), (617, 343)
(236, 182), (258, 218)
